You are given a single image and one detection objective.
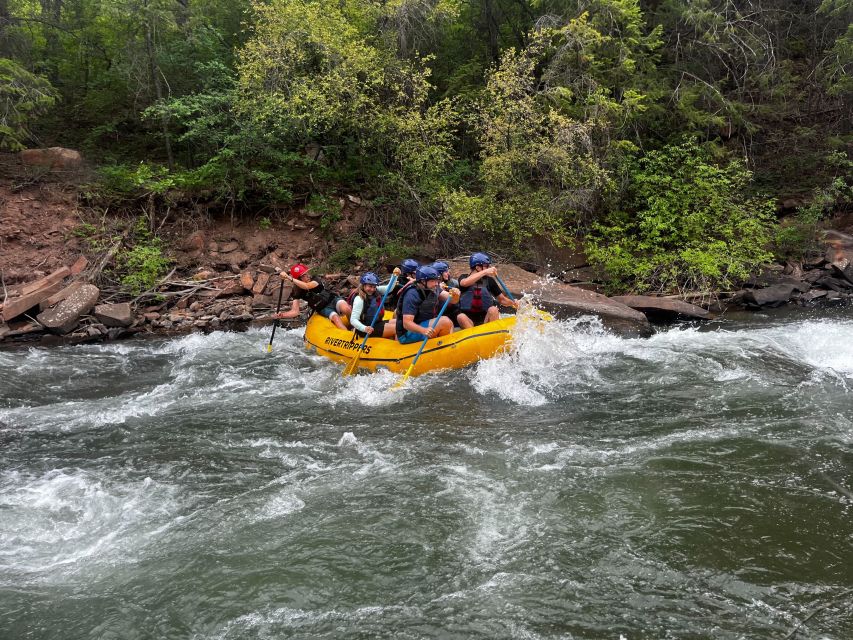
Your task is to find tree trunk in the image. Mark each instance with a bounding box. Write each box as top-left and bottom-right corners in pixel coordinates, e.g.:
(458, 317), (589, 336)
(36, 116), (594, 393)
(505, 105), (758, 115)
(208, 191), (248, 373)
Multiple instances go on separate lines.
(145, 14), (174, 170)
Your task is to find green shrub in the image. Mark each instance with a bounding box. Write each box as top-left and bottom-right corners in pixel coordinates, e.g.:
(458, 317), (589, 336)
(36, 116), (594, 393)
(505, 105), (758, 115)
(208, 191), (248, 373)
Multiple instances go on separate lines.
(586, 140), (775, 293)
(115, 217), (173, 294)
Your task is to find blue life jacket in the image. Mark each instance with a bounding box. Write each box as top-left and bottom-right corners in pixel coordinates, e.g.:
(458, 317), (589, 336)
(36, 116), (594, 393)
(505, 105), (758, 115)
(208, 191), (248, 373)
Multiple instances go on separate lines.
(361, 293), (384, 328)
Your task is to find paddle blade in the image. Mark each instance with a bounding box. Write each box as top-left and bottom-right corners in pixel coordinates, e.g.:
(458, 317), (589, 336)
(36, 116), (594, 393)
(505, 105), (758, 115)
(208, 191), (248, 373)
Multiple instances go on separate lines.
(392, 365), (414, 389)
(342, 357), (359, 376)
(266, 343), (273, 353)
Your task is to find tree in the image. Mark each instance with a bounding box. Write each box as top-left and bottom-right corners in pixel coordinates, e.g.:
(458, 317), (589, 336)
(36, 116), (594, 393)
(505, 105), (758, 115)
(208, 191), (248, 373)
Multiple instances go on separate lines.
(0, 58), (57, 150)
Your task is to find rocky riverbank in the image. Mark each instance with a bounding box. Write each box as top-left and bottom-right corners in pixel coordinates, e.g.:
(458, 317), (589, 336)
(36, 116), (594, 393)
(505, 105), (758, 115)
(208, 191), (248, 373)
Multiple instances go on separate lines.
(2, 150), (852, 348)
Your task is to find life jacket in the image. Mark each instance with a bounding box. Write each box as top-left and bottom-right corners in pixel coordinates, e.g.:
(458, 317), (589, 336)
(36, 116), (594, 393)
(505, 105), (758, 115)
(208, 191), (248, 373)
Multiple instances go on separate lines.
(300, 279), (335, 312)
(459, 275), (497, 313)
(387, 277), (413, 309)
(395, 283), (442, 337)
(347, 290), (384, 329)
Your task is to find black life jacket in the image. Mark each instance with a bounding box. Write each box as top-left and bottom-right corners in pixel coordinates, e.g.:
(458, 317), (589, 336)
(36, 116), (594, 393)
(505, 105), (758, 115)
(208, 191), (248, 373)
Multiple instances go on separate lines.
(459, 275), (497, 313)
(387, 277), (414, 309)
(300, 279), (335, 312)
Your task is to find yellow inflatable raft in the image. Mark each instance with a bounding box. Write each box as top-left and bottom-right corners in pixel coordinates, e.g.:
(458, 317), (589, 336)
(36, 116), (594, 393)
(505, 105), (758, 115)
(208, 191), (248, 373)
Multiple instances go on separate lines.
(303, 312), (515, 376)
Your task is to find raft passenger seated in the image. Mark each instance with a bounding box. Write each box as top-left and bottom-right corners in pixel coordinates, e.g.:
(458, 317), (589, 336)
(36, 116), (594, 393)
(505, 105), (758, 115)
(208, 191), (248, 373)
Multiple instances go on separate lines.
(396, 266), (457, 344)
(457, 252), (518, 327)
(349, 272), (397, 339)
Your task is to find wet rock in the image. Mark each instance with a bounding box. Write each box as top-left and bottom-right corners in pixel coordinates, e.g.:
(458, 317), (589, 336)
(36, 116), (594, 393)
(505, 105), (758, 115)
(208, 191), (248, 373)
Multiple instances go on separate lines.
(94, 302), (133, 328)
(798, 289), (828, 304)
(610, 295), (709, 321)
(36, 284), (99, 334)
(742, 284), (796, 307)
(536, 287), (653, 337)
(815, 275), (852, 292)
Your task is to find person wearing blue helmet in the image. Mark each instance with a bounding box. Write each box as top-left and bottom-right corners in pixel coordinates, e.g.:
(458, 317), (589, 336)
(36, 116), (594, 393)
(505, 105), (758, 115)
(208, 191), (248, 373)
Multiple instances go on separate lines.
(386, 258), (419, 310)
(396, 265), (456, 344)
(348, 272), (396, 339)
(431, 261), (459, 289)
(431, 260), (466, 328)
(457, 252), (518, 326)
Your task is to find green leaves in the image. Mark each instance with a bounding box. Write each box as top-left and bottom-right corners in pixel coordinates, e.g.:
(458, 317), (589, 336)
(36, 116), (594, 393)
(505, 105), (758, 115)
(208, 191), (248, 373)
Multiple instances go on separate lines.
(586, 140), (775, 293)
(0, 59), (57, 151)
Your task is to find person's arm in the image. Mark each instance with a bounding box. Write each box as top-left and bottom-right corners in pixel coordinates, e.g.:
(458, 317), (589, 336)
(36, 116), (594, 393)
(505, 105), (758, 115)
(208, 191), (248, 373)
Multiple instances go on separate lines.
(402, 313), (433, 337)
(459, 267), (496, 287)
(276, 299), (301, 319)
(376, 284), (389, 295)
(282, 273), (319, 291)
(350, 296), (369, 332)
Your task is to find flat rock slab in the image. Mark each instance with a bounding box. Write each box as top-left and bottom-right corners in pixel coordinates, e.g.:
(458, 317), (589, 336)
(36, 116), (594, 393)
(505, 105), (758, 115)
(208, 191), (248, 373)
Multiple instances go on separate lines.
(447, 261), (651, 336)
(37, 284), (100, 334)
(610, 295), (709, 320)
(743, 284), (797, 307)
(94, 302), (133, 328)
(536, 287), (652, 337)
(2, 281), (63, 322)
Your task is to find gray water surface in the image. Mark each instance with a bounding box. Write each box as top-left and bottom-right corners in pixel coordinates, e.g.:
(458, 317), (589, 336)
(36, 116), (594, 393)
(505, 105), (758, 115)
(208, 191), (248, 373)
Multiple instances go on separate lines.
(1, 311), (851, 639)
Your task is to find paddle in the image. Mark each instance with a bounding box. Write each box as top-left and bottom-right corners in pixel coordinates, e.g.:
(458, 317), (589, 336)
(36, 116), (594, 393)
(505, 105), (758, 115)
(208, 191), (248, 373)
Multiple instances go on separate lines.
(494, 272), (553, 322)
(342, 274), (398, 376)
(266, 276), (286, 353)
(392, 294), (451, 389)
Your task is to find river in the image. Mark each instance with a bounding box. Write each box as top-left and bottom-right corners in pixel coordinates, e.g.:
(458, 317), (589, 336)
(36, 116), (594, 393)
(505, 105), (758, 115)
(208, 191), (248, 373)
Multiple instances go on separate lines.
(1, 309), (851, 639)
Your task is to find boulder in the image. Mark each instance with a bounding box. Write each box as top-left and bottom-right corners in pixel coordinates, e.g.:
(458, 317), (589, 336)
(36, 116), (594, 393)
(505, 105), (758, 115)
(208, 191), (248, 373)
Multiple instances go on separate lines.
(39, 281), (86, 311)
(742, 284), (796, 307)
(535, 287), (652, 337)
(19, 147), (83, 170)
(36, 284), (99, 334)
(94, 302), (133, 328)
(610, 295), (709, 321)
(447, 261), (651, 336)
(240, 271), (255, 291)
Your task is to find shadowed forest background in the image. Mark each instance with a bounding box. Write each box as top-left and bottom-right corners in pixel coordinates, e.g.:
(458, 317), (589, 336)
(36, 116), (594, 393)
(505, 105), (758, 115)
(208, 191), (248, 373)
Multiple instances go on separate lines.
(1, 0), (851, 293)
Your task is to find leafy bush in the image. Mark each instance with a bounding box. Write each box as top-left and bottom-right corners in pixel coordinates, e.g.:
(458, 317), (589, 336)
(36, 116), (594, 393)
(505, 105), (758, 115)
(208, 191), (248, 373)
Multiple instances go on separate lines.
(115, 217), (173, 294)
(774, 152), (853, 260)
(586, 140), (775, 293)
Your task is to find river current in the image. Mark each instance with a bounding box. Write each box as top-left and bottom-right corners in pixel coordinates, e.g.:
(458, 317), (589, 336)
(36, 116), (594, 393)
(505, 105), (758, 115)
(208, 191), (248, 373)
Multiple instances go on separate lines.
(1, 309), (851, 639)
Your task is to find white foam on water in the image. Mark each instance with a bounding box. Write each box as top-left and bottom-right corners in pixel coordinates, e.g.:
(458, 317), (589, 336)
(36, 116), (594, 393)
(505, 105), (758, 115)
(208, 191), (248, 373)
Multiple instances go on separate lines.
(469, 314), (620, 405)
(322, 368), (426, 407)
(257, 492), (305, 520)
(0, 468), (182, 582)
(436, 463), (529, 568)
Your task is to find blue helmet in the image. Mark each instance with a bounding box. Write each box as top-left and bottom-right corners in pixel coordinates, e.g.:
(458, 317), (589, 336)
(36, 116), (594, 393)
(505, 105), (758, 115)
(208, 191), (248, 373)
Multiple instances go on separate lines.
(360, 272), (379, 286)
(469, 252), (491, 269)
(431, 261), (449, 274)
(415, 266), (440, 282)
(401, 259), (419, 275)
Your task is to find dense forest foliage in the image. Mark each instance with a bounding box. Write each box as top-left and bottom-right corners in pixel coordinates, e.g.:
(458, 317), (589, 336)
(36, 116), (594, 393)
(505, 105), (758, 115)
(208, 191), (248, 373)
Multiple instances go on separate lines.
(1, 0), (851, 291)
